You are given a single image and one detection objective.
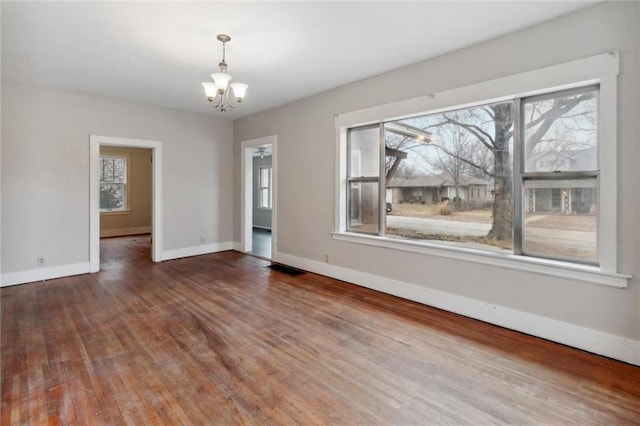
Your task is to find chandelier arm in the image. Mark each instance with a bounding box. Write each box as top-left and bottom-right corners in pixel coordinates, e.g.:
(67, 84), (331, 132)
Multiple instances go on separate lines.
(208, 91), (240, 112)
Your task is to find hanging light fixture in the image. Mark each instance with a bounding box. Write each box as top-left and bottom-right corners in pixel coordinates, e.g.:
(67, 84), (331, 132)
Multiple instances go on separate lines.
(202, 34), (248, 112)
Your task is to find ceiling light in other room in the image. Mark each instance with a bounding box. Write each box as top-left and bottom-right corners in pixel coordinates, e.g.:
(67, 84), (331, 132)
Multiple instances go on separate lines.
(202, 34), (248, 112)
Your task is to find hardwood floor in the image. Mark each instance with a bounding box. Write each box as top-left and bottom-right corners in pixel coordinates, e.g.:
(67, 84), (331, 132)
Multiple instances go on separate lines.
(2, 235), (640, 425)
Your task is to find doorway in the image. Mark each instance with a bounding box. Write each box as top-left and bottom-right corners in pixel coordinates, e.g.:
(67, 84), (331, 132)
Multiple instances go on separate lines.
(241, 135), (277, 260)
(89, 135), (163, 272)
(98, 146), (153, 267)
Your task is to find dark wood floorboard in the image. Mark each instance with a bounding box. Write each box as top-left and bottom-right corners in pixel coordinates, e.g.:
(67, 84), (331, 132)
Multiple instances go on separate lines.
(2, 235), (640, 425)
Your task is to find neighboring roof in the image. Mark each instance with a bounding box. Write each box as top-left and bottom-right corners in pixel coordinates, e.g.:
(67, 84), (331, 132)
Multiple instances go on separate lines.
(455, 176), (494, 186)
(528, 146), (597, 171)
(388, 176), (445, 188)
(388, 174), (492, 188)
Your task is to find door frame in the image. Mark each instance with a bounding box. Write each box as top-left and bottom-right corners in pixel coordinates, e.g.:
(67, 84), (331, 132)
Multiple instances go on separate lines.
(241, 135), (277, 258)
(89, 135), (163, 272)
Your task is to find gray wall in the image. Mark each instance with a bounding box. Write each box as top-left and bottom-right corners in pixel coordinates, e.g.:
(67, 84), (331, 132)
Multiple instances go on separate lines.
(234, 1), (640, 346)
(2, 84), (234, 273)
(253, 155), (272, 229)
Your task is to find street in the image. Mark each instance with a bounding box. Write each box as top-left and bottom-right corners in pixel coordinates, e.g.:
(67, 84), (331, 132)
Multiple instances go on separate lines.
(387, 215), (490, 237)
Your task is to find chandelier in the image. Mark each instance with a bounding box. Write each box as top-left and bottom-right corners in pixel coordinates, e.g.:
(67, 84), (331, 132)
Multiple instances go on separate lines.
(201, 34), (248, 112)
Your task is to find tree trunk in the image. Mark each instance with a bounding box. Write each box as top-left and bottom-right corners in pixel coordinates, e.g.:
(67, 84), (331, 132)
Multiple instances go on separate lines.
(487, 104), (513, 241)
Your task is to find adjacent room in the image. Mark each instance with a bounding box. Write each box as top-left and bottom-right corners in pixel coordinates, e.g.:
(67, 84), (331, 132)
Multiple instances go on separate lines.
(2, 1), (639, 424)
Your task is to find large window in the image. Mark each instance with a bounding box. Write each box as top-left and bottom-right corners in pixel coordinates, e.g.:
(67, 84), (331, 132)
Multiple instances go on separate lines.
(100, 155), (128, 212)
(345, 86), (599, 265)
(335, 53), (623, 285)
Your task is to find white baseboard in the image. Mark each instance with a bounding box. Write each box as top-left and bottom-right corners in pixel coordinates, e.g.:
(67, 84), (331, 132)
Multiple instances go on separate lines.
(100, 226), (151, 238)
(275, 251), (640, 366)
(161, 241), (235, 261)
(232, 241), (242, 251)
(1, 262), (92, 287)
(0, 242), (237, 286)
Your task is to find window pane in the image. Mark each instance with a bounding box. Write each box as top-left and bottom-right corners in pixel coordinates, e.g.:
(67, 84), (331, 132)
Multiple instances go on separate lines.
(523, 88), (598, 172)
(523, 178), (597, 264)
(348, 181), (379, 233)
(348, 126), (379, 177)
(260, 167), (270, 186)
(259, 167), (272, 208)
(100, 157), (126, 183)
(384, 101), (514, 251)
(260, 188), (271, 208)
(100, 183), (125, 210)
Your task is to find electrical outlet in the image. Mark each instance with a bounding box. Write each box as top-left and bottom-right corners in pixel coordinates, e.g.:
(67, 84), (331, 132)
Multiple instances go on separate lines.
(200, 237), (205, 244)
(37, 257), (45, 266)
(324, 254), (329, 263)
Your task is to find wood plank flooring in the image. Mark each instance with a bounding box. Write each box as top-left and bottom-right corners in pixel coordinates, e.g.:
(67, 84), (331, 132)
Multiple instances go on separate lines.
(2, 235), (640, 425)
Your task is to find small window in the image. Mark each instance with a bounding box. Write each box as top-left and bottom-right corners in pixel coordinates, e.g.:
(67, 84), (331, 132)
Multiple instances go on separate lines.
(347, 125), (380, 234)
(100, 156), (127, 212)
(259, 166), (272, 209)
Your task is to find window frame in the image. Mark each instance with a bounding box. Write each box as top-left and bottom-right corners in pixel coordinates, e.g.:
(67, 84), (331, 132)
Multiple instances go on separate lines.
(334, 52), (628, 288)
(346, 124), (384, 235)
(513, 85), (600, 265)
(258, 165), (273, 209)
(99, 154), (130, 214)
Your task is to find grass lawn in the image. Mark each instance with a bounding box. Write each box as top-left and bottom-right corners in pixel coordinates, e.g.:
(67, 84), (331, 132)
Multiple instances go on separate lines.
(349, 202), (596, 260)
(390, 203), (492, 223)
(391, 202), (596, 232)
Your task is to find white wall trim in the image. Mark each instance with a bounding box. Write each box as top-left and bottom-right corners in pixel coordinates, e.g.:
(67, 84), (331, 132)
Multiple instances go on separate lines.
(100, 226), (152, 238)
(90, 135), (163, 272)
(332, 232), (629, 288)
(335, 51), (619, 128)
(334, 51), (622, 276)
(275, 251), (639, 366)
(1, 262), (91, 287)
(161, 242), (235, 261)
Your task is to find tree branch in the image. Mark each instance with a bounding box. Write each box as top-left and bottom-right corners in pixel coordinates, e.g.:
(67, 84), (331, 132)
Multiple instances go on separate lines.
(525, 94), (593, 158)
(426, 144), (495, 179)
(441, 117), (496, 151)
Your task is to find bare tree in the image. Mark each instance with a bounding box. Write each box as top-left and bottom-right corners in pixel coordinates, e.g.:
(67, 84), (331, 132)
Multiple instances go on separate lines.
(383, 89), (595, 242)
(384, 131), (428, 184)
(425, 124), (475, 208)
(407, 92), (593, 241)
(394, 162), (420, 180)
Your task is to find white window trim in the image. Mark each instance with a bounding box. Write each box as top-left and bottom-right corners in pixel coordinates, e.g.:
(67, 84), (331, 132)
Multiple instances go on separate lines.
(99, 153), (131, 213)
(334, 52), (629, 288)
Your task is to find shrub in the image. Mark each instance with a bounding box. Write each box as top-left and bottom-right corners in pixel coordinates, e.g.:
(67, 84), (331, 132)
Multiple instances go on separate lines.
(437, 202), (451, 216)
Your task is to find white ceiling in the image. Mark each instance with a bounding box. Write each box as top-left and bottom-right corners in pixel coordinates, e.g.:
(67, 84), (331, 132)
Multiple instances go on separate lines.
(1, 1), (596, 119)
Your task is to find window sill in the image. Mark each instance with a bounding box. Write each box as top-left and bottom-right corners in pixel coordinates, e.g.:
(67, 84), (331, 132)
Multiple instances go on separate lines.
(331, 232), (630, 288)
(100, 210), (132, 216)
